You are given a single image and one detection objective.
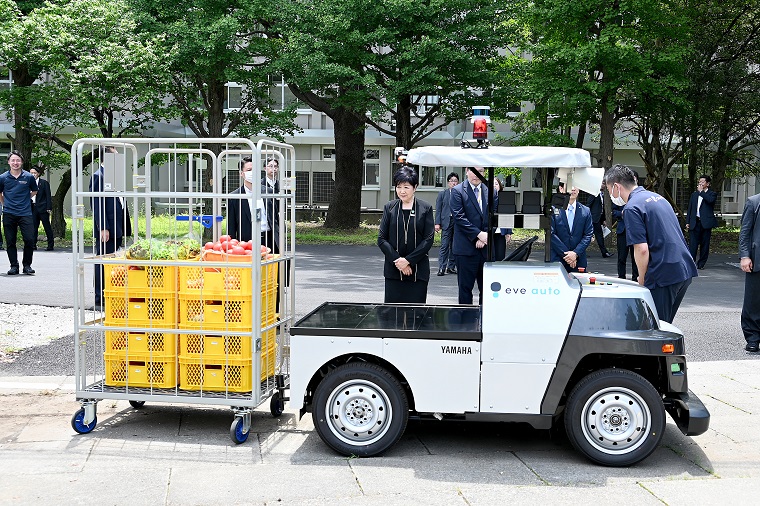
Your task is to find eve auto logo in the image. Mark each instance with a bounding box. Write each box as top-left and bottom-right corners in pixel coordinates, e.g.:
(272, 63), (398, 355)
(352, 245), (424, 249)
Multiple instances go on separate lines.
(489, 282), (561, 297)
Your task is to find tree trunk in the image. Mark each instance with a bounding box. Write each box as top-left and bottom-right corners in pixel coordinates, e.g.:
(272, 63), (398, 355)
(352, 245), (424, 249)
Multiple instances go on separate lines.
(598, 100), (615, 169)
(10, 64), (37, 169)
(52, 169), (71, 238)
(575, 120), (587, 149)
(395, 95), (412, 149)
(325, 108), (365, 229)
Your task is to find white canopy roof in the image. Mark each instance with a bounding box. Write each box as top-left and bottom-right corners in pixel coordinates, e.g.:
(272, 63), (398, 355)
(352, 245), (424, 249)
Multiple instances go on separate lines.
(406, 145), (592, 168)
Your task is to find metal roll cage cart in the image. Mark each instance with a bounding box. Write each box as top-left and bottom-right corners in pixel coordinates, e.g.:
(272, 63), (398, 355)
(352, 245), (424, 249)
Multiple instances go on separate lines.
(70, 138), (295, 444)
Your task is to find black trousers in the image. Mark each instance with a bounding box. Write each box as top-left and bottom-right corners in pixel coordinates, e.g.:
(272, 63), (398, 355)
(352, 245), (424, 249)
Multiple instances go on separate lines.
(688, 220), (712, 268)
(592, 222), (609, 255)
(94, 233), (123, 305)
(33, 209), (54, 248)
(3, 213), (35, 268)
(650, 278), (692, 324)
(742, 271), (760, 344)
(616, 232), (639, 280)
(456, 253), (485, 305)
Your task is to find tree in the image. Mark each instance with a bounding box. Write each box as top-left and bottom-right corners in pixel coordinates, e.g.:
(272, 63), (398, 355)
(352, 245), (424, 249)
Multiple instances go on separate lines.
(273, 0), (504, 228)
(13, 0), (170, 237)
(0, 0), (47, 170)
(509, 0), (691, 169)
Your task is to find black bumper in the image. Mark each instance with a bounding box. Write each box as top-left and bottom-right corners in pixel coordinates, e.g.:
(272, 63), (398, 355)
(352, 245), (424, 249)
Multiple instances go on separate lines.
(663, 390), (710, 436)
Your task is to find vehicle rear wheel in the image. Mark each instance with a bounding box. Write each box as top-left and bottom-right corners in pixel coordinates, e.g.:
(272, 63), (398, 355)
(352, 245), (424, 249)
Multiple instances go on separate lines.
(312, 362), (408, 457)
(564, 368), (665, 466)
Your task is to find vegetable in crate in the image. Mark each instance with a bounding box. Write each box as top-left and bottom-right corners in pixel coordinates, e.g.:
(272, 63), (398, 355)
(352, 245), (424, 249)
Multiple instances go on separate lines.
(126, 238), (201, 260)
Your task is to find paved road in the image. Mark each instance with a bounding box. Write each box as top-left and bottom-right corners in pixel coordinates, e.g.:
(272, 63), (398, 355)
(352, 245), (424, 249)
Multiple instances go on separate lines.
(2, 246), (760, 504)
(0, 245), (754, 378)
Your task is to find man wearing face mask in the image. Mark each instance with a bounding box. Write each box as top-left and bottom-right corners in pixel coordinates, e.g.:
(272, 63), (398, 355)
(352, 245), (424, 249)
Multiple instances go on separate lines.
(228, 156), (268, 243)
(604, 164), (697, 324)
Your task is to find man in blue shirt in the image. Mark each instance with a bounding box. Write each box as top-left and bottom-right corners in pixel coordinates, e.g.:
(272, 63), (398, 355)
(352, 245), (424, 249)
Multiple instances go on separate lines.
(0, 151), (38, 275)
(604, 164), (697, 323)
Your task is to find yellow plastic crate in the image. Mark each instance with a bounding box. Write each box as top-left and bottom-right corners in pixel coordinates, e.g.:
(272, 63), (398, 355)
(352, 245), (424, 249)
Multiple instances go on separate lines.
(178, 354), (275, 392)
(178, 288), (277, 331)
(179, 259), (278, 297)
(104, 290), (178, 327)
(105, 329), (179, 356)
(178, 328), (276, 361)
(104, 352), (178, 388)
(105, 264), (179, 294)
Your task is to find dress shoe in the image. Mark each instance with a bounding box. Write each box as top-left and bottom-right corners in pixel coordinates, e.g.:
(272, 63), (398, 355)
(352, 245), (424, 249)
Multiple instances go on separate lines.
(697, 266), (705, 270)
(22, 266), (35, 275)
(46, 246), (54, 251)
(746, 342), (760, 352)
(602, 252), (613, 258)
(7, 266), (19, 275)
(32, 246), (37, 251)
(446, 268), (457, 274)
(437, 270), (445, 276)
(91, 304), (104, 312)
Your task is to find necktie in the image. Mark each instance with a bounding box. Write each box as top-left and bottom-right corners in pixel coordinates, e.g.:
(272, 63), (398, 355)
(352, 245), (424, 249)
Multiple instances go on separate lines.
(475, 185), (482, 211)
(567, 205), (574, 232)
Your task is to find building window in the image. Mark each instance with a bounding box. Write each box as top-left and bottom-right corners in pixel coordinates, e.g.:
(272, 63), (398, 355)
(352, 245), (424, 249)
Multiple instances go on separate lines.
(412, 94), (439, 116)
(269, 75), (305, 111)
(223, 83), (242, 111)
(322, 148), (336, 160)
(419, 166), (445, 187)
(363, 149), (379, 186)
(0, 67), (10, 91)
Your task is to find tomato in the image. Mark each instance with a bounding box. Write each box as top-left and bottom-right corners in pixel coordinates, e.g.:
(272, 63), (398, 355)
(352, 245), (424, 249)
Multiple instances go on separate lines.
(231, 245), (246, 255)
(229, 239), (239, 246)
(219, 235), (232, 243)
(243, 241), (253, 251)
(244, 250), (253, 255)
(220, 241), (230, 251)
(204, 242), (214, 250)
(212, 243), (223, 252)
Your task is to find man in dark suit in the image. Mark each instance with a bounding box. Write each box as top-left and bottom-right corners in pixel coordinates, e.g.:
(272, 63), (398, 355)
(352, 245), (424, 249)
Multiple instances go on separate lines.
(30, 165), (54, 251)
(686, 175), (717, 269)
(90, 146), (131, 309)
(586, 184), (613, 258)
(434, 171), (459, 275)
(451, 166), (496, 305)
(551, 186), (594, 272)
(612, 203), (638, 280)
(740, 193), (760, 352)
(260, 157), (280, 254)
(228, 156), (279, 253)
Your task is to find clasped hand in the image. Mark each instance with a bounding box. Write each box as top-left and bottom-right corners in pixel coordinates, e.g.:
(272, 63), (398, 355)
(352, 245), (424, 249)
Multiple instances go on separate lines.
(394, 257), (412, 276)
(563, 250), (578, 268)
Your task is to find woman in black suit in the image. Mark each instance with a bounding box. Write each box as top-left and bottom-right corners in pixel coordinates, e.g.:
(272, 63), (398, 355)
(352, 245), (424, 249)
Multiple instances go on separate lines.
(492, 176), (512, 261)
(378, 166), (435, 303)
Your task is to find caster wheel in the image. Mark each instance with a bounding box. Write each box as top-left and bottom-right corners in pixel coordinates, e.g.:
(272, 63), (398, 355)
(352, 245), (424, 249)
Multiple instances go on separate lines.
(270, 392), (284, 417)
(71, 408), (97, 434)
(230, 417), (249, 444)
(129, 400), (146, 409)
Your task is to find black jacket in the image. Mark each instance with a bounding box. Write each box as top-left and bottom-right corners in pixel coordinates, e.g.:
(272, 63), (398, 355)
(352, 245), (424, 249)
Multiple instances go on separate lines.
(378, 198), (435, 282)
(33, 178), (52, 214)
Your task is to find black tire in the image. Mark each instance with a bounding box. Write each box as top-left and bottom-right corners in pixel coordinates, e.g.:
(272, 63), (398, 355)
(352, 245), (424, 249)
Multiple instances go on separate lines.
(312, 362), (408, 457)
(270, 392), (284, 417)
(230, 417), (249, 444)
(564, 368), (665, 466)
(129, 400), (146, 409)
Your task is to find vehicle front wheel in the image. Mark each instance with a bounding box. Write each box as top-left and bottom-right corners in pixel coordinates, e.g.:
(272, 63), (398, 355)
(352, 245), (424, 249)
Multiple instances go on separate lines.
(312, 362), (408, 457)
(564, 368), (665, 467)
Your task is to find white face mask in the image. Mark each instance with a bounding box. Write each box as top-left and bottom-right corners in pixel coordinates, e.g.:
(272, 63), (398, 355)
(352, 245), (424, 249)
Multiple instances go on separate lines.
(243, 171), (254, 183)
(610, 184), (625, 206)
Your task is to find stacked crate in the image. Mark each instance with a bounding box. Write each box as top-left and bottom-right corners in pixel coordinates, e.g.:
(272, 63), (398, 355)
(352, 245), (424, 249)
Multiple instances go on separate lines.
(177, 257), (278, 392)
(103, 264), (180, 388)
